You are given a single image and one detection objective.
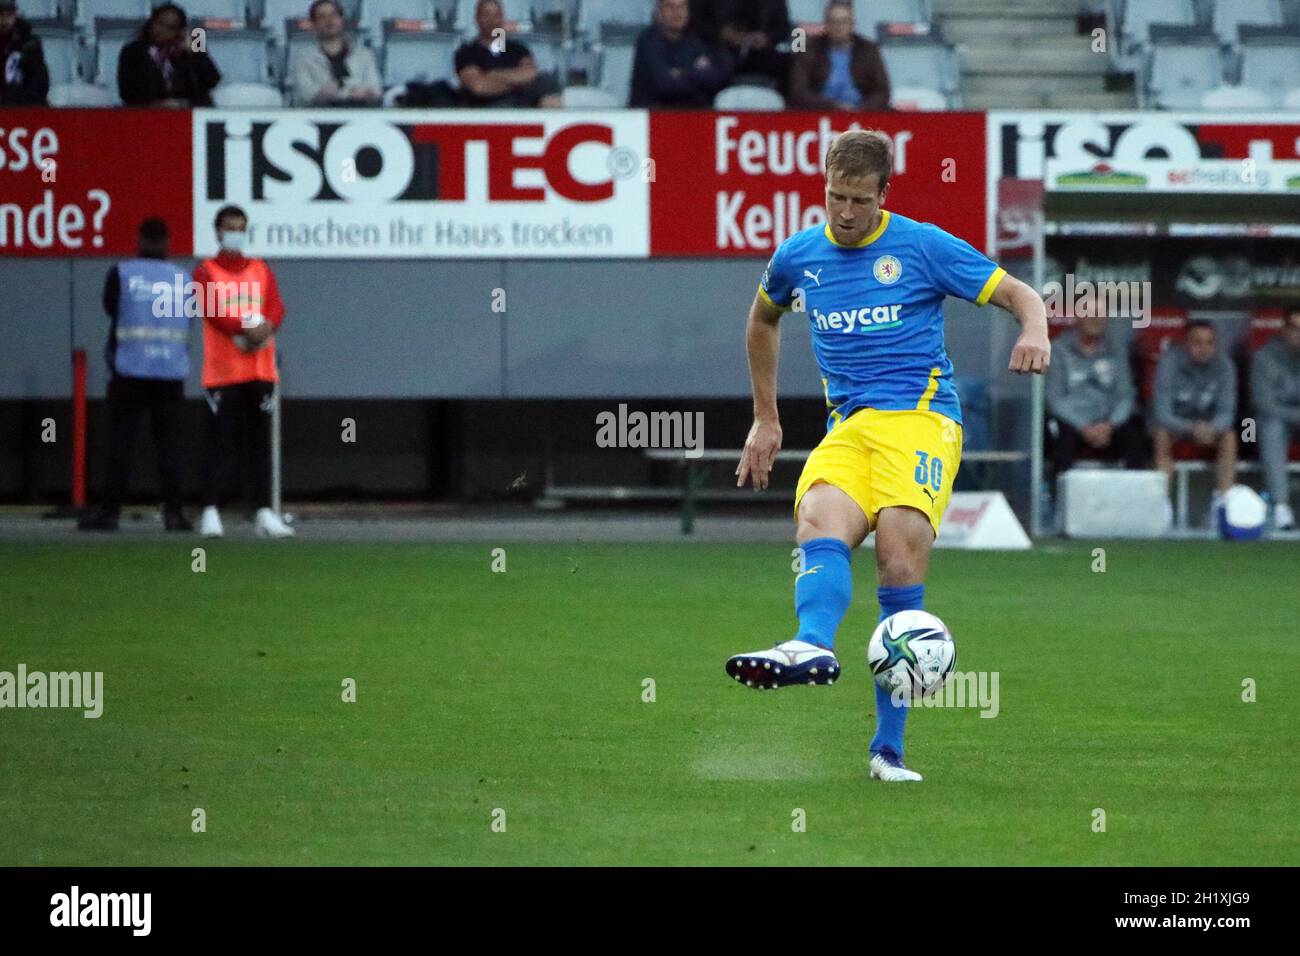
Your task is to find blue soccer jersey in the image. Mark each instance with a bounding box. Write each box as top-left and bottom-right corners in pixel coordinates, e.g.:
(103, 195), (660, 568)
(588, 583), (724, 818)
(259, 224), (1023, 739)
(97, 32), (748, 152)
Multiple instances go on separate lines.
(758, 210), (1005, 429)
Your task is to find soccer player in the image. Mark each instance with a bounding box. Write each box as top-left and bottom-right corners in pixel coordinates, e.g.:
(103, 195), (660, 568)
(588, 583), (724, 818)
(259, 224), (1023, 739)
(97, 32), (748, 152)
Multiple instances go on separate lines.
(727, 129), (1050, 782)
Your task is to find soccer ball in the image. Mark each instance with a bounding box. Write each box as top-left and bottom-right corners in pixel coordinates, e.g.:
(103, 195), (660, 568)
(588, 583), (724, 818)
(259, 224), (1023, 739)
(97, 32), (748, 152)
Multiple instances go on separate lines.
(867, 610), (956, 699)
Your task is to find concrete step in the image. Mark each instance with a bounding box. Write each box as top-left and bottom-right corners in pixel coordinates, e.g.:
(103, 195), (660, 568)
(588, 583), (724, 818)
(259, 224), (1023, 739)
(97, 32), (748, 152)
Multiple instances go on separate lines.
(932, 0), (1082, 14)
(1044, 89), (1138, 109)
(959, 41), (1108, 74)
(962, 89), (1050, 109)
(941, 14), (1080, 40)
(963, 71), (1109, 95)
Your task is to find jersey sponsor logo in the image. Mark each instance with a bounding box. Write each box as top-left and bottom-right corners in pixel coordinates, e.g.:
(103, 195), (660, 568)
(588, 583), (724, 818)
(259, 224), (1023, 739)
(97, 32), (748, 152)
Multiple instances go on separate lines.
(874, 255), (903, 284)
(811, 304), (903, 333)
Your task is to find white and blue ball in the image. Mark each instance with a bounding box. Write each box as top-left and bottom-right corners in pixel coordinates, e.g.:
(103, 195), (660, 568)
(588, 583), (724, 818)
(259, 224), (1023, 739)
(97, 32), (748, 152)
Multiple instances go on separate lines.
(867, 610), (956, 699)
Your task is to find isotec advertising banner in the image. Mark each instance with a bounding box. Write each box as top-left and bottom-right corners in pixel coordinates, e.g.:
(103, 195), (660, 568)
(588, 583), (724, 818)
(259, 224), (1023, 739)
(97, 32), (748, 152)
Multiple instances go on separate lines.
(992, 112), (1300, 193)
(191, 109), (652, 258)
(0, 109), (193, 257)
(649, 111), (990, 256)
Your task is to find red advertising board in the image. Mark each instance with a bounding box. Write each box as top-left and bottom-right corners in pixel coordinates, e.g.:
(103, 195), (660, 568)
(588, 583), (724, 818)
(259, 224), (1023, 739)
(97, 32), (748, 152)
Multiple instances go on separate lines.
(0, 109), (193, 257)
(648, 111), (988, 257)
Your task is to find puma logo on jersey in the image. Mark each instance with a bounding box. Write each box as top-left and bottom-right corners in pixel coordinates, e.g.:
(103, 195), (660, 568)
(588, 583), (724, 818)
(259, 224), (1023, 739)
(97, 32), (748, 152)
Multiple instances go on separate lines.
(803, 269), (823, 286)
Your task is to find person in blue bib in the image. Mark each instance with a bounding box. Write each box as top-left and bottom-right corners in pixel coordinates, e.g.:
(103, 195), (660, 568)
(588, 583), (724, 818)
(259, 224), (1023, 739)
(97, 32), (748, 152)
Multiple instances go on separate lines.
(727, 129), (1052, 782)
(79, 218), (194, 533)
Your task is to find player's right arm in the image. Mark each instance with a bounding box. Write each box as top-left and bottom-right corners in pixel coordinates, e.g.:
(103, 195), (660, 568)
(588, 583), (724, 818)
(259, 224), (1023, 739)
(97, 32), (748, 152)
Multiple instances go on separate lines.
(737, 291), (785, 490)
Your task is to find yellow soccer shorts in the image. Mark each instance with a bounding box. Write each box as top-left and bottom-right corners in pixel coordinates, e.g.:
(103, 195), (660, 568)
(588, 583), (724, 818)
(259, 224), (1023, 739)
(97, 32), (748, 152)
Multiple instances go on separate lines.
(794, 408), (963, 536)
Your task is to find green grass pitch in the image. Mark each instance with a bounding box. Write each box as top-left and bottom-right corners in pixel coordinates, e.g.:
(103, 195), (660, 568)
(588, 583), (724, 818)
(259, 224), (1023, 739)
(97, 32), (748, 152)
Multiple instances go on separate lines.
(1, 538), (1297, 866)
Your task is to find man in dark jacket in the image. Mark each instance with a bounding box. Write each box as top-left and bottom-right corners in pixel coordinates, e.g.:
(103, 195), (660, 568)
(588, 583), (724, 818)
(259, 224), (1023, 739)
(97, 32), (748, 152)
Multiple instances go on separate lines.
(118, 3), (220, 107)
(788, 0), (890, 110)
(630, 0), (731, 108)
(0, 1), (50, 106)
(79, 218), (194, 533)
(691, 0), (790, 89)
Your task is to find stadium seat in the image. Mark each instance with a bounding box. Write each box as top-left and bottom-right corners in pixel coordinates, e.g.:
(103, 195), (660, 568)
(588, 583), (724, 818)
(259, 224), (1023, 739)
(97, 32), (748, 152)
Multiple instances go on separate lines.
(212, 80), (284, 104)
(21, 0), (66, 21)
(1200, 84), (1270, 108)
(93, 17), (138, 87)
(381, 20), (459, 86)
(1239, 26), (1300, 106)
(1211, 0), (1282, 47)
(853, 0), (927, 41)
(714, 84), (784, 110)
(29, 19), (83, 84)
(878, 35), (959, 107)
(77, 0), (149, 27)
(561, 84), (617, 107)
(48, 81), (120, 104)
(890, 84), (946, 110)
(206, 26), (272, 84)
(186, 0), (251, 19)
(592, 24), (636, 106)
(1246, 310), (1285, 351)
(787, 0), (828, 26)
(360, 0), (436, 39)
(578, 0), (651, 36)
(1143, 26), (1224, 109)
(1120, 0), (1197, 55)
(260, 0), (313, 40)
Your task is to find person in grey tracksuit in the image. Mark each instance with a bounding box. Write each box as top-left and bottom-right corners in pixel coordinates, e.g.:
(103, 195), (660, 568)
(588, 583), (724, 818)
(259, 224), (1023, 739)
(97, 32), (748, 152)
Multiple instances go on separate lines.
(1045, 313), (1147, 483)
(1151, 320), (1238, 502)
(1250, 308), (1300, 529)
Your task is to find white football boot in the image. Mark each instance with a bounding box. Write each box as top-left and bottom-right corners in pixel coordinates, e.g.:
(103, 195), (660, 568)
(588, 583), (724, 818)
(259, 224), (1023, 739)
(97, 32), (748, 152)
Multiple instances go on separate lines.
(870, 752), (923, 783)
(1275, 502), (1296, 531)
(725, 639), (840, 690)
(255, 508), (295, 538)
(200, 506), (224, 538)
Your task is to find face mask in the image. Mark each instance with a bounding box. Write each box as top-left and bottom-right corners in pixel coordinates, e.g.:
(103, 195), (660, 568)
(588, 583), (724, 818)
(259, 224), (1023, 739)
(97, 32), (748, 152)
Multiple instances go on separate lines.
(219, 230), (247, 253)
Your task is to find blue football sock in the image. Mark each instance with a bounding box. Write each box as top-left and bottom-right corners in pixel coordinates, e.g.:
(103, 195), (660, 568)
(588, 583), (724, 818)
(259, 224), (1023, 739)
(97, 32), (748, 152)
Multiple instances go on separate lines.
(871, 583), (925, 760)
(791, 537), (853, 651)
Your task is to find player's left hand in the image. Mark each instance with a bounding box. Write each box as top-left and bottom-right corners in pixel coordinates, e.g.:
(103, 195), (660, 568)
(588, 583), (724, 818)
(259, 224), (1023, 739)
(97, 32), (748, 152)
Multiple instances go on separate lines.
(1009, 330), (1051, 374)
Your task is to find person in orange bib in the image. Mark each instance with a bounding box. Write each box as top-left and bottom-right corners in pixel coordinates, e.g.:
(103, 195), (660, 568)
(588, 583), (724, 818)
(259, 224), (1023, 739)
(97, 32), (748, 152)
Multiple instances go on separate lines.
(194, 205), (294, 538)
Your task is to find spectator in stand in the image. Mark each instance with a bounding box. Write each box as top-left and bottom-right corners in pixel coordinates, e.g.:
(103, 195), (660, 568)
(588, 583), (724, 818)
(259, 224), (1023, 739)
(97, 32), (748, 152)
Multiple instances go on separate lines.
(193, 205), (294, 539)
(630, 0), (731, 108)
(79, 218), (193, 533)
(787, 1), (889, 110)
(289, 0), (380, 107)
(691, 0), (790, 90)
(1045, 312), (1146, 483)
(1150, 320), (1237, 522)
(1251, 306), (1300, 530)
(454, 0), (561, 108)
(118, 3), (220, 108)
(0, 1), (49, 106)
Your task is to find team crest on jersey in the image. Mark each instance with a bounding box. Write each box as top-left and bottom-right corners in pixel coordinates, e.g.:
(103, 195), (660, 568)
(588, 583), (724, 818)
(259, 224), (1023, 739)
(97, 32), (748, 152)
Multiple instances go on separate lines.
(873, 255), (903, 285)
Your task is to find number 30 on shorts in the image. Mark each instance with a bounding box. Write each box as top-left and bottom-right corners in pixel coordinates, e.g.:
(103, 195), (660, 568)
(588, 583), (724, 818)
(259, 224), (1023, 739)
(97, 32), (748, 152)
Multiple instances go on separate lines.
(913, 450), (943, 492)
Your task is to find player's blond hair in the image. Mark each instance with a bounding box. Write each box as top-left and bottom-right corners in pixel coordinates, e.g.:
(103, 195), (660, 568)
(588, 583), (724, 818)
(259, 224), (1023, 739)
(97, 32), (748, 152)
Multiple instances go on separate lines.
(825, 129), (893, 189)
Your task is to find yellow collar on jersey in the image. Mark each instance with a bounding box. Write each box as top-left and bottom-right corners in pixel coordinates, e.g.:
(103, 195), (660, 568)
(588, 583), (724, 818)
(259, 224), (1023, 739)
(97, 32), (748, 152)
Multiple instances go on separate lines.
(824, 209), (891, 248)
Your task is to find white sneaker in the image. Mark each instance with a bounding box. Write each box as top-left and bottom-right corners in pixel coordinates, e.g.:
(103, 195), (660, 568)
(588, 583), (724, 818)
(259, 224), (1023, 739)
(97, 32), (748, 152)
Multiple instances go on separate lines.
(870, 752), (923, 783)
(724, 639), (840, 689)
(200, 506), (223, 538)
(1276, 502), (1296, 531)
(255, 507), (295, 538)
